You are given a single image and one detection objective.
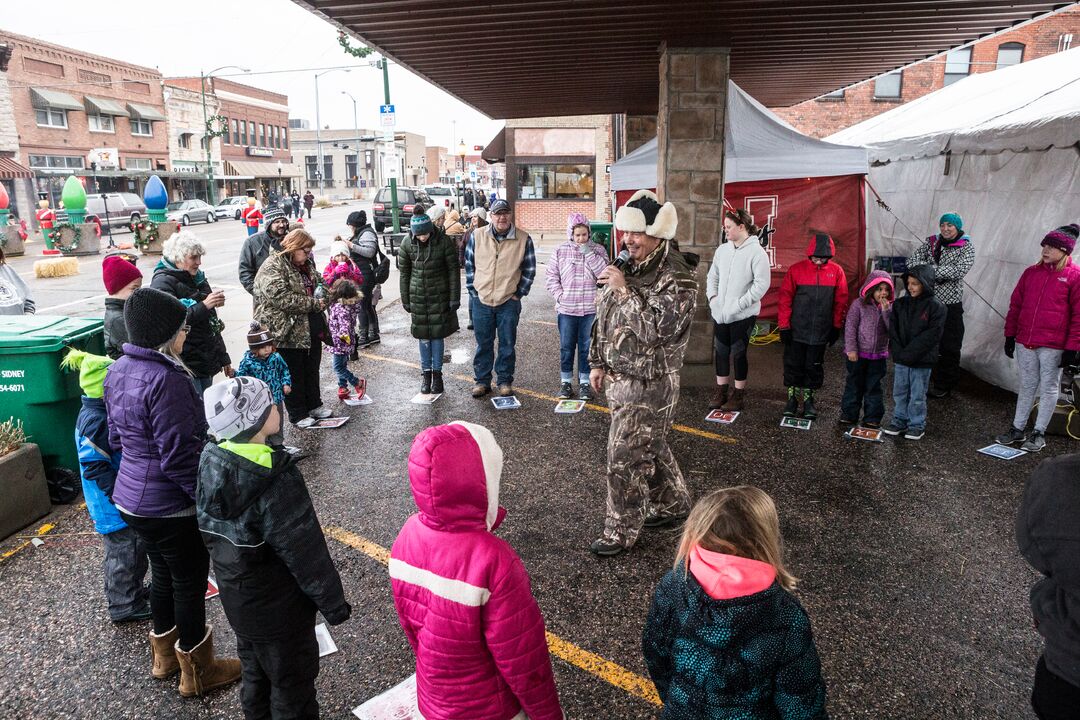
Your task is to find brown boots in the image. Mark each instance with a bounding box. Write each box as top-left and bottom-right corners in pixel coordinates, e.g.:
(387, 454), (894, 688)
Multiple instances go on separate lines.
(149, 626), (180, 679)
(708, 384), (729, 410)
(726, 388), (745, 412)
(150, 625), (241, 697)
(708, 384), (745, 412)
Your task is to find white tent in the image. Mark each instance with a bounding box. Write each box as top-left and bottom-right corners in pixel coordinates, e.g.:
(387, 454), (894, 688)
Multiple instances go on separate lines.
(610, 80), (868, 191)
(828, 47), (1080, 392)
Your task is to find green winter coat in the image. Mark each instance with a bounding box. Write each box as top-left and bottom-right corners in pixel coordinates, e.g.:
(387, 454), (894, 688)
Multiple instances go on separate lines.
(399, 229), (461, 340)
(252, 252), (322, 349)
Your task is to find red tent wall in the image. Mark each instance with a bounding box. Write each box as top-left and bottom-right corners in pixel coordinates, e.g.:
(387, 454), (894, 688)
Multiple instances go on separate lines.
(613, 174), (866, 321)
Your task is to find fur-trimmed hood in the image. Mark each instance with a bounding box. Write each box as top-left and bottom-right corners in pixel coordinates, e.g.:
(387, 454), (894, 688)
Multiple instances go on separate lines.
(614, 189), (678, 240)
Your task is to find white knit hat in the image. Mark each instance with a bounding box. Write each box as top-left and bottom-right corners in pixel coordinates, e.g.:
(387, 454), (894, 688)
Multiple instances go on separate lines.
(330, 240), (351, 259)
(204, 377), (274, 442)
(426, 205), (446, 222)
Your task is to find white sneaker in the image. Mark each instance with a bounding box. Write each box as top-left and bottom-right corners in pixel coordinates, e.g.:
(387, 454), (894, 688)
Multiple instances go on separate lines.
(295, 417), (316, 429)
(310, 406), (333, 419)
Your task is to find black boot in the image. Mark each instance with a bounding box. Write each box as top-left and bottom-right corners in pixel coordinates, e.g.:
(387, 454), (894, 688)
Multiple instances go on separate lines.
(421, 371), (432, 394)
(357, 329), (371, 349)
(802, 389), (818, 420)
(783, 387), (799, 417)
(430, 371), (444, 394)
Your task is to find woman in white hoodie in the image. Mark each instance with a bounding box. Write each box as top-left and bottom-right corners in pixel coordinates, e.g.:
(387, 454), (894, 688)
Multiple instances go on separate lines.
(706, 209), (771, 411)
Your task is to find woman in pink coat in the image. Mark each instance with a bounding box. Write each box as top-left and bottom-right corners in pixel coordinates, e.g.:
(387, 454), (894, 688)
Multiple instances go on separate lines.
(996, 223), (1080, 453)
(390, 422), (564, 720)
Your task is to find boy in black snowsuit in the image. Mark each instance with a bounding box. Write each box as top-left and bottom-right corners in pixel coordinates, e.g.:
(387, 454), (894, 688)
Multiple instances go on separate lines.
(198, 377), (351, 718)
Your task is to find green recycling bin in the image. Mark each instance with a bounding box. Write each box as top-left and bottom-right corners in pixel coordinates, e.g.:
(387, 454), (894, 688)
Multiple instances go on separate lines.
(589, 221), (614, 259)
(0, 315), (105, 472)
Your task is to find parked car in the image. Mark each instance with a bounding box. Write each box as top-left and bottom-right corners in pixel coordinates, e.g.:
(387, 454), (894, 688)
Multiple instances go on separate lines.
(423, 185), (455, 208)
(166, 199), (217, 226)
(372, 186), (431, 230)
(85, 193), (147, 232)
(214, 195), (248, 220)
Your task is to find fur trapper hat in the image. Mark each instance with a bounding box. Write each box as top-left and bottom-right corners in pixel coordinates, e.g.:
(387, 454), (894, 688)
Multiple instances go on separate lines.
(614, 189), (677, 240)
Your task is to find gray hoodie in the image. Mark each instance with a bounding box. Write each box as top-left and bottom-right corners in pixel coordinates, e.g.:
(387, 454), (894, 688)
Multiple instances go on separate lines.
(0, 263), (34, 315)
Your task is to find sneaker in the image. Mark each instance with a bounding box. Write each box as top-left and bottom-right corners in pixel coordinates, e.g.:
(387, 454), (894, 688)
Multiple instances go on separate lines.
(496, 384), (515, 397)
(310, 406), (333, 419)
(557, 381), (574, 399)
(337, 387), (351, 401)
(1021, 431), (1046, 453)
(589, 537), (626, 557)
(368, 334), (381, 346)
(995, 426), (1027, 445)
(353, 378), (367, 400)
(112, 606), (153, 624)
(644, 512), (688, 529)
(926, 386), (950, 399)
(295, 417), (316, 429)
(904, 427), (925, 441)
(881, 422), (906, 436)
(862, 421), (881, 429)
(471, 384), (491, 398)
(838, 416), (857, 426)
(579, 384), (594, 402)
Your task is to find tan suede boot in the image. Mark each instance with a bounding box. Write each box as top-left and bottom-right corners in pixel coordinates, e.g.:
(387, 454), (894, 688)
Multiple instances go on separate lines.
(726, 388), (745, 412)
(174, 625), (241, 697)
(149, 626), (180, 679)
(708, 384), (729, 410)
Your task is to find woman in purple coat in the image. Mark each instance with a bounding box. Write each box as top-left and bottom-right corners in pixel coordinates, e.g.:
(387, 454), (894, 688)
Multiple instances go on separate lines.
(103, 287), (240, 698)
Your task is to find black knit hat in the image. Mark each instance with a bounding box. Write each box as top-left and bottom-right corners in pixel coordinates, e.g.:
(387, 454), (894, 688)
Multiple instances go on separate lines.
(124, 287), (189, 349)
(347, 210), (366, 228)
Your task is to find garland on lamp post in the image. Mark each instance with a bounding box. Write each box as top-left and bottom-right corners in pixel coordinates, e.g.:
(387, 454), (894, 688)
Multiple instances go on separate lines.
(47, 222), (82, 253)
(129, 218), (160, 250)
(338, 31), (373, 58)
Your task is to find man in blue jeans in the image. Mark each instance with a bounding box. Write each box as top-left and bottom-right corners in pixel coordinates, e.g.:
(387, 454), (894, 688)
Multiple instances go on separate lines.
(464, 199), (536, 397)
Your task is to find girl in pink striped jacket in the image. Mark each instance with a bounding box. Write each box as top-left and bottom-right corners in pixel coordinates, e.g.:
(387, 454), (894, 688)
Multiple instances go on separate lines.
(390, 422), (564, 720)
(545, 212), (610, 401)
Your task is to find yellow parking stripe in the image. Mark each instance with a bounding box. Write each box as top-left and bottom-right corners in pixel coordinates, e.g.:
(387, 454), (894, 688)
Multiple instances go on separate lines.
(359, 351), (736, 445)
(0, 523), (56, 562)
(323, 525), (662, 708)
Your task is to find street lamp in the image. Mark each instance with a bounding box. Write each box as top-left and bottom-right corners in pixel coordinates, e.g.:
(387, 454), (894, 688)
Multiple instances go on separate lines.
(200, 65), (249, 206)
(314, 68), (350, 191)
(457, 139), (467, 210)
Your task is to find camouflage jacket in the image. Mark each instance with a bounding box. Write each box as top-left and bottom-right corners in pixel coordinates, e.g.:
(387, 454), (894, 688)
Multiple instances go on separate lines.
(590, 241), (699, 380)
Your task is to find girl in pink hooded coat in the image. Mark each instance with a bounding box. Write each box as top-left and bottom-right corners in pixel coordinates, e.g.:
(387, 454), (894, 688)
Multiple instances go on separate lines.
(390, 422), (564, 720)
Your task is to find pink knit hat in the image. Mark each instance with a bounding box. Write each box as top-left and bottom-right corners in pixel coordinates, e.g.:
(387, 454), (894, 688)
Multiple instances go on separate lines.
(566, 212), (590, 239)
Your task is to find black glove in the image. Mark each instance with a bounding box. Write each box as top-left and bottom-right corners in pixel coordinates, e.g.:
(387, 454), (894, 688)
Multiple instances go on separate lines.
(1004, 336), (1015, 359)
(449, 301), (460, 311)
(779, 328), (792, 346)
(1062, 350), (1077, 368)
(402, 303), (411, 314)
(323, 601), (352, 626)
(827, 326), (841, 347)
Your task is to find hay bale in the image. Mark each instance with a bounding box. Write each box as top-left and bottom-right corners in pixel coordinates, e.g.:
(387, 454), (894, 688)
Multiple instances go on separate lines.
(34, 257), (80, 278)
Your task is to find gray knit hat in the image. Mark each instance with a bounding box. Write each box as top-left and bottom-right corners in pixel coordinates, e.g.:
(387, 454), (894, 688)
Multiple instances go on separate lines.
(204, 376), (274, 442)
(263, 206), (287, 226)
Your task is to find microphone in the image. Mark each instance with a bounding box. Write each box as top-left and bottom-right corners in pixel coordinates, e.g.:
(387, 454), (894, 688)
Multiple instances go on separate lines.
(597, 250), (631, 288)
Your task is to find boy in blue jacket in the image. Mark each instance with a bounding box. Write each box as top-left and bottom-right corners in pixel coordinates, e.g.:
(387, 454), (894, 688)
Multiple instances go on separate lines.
(63, 349), (150, 623)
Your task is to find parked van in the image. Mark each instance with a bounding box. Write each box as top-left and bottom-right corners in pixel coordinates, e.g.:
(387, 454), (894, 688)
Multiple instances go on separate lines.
(85, 193), (147, 231)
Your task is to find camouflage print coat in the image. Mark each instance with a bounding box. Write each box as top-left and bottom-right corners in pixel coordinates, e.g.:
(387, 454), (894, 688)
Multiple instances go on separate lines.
(590, 241), (699, 379)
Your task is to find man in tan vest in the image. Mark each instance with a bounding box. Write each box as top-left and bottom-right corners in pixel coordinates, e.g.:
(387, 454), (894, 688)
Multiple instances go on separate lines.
(464, 199), (536, 398)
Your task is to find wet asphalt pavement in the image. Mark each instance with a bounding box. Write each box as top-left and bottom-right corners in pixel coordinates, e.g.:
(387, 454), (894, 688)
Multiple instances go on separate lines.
(0, 247), (1062, 719)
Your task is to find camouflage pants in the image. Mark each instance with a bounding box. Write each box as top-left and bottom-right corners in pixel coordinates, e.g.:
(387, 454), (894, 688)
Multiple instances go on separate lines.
(602, 372), (691, 548)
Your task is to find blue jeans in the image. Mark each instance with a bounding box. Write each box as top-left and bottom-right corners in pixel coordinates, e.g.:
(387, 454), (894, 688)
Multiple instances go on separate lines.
(191, 376), (214, 398)
(471, 295), (521, 386)
(557, 313), (595, 384)
(331, 353), (359, 388)
(841, 358), (887, 424)
(890, 364), (932, 431)
(419, 338), (445, 372)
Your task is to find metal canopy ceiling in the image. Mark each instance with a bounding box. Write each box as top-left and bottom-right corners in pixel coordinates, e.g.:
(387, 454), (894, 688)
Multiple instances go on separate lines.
(296, 1), (1071, 118)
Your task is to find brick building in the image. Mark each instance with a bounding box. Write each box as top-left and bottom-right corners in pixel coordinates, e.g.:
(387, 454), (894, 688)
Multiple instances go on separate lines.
(0, 29), (169, 217)
(290, 128), (416, 198)
(773, 6), (1080, 138)
(425, 145), (449, 185)
(166, 77), (299, 201)
(162, 82), (221, 202)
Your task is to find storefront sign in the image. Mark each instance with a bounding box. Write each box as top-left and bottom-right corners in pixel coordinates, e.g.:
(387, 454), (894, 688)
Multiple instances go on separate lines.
(246, 147), (274, 158)
(88, 148), (119, 168)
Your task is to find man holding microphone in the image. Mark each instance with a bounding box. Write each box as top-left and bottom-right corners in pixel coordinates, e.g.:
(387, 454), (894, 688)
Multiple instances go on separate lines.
(588, 190), (699, 557)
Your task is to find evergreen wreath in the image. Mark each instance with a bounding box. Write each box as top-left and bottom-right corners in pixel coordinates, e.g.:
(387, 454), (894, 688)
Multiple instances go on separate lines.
(47, 222), (82, 253)
(129, 218), (159, 250)
(338, 31), (374, 58)
(205, 114), (229, 139)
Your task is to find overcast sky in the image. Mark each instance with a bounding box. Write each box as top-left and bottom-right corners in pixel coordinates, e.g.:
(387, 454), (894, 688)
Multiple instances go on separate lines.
(4, 0), (504, 151)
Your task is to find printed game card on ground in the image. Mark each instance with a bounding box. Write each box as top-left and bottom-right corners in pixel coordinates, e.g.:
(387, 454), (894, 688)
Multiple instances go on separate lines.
(410, 393), (442, 404)
(554, 399), (585, 414)
(315, 623), (338, 657)
(492, 396), (522, 410)
(780, 416), (812, 430)
(307, 417), (350, 429)
(352, 674), (421, 719)
(205, 576), (219, 600)
(846, 427), (884, 442)
(705, 410), (739, 424)
(345, 394), (373, 406)
(978, 443), (1027, 460)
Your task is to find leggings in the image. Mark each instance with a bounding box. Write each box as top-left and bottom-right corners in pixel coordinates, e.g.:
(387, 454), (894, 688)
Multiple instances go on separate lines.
(1013, 345), (1063, 433)
(714, 316), (756, 381)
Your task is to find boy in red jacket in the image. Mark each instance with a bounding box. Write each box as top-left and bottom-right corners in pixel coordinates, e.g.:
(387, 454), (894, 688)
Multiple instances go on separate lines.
(777, 233), (848, 419)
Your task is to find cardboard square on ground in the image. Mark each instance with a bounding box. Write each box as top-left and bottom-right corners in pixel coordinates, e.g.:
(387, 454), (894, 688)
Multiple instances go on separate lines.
(410, 393), (442, 404)
(205, 576), (219, 600)
(978, 443), (1027, 460)
(554, 399), (585, 414)
(315, 623), (338, 657)
(705, 410), (739, 424)
(492, 396), (522, 410)
(352, 674), (421, 719)
(307, 417), (350, 429)
(780, 416), (812, 430)
(846, 427), (884, 442)
(345, 394), (373, 406)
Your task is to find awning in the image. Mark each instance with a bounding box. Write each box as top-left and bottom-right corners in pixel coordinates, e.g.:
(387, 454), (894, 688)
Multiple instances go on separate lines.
(84, 95), (129, 117)
(30, 87), (82, 111)
(481, 128), (505, 164)
(0, 157), (32, 179)
(225, 160), (303, 178)
(126, 102), (167, 122)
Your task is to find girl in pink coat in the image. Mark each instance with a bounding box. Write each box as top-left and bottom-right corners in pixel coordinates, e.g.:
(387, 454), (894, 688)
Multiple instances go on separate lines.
(997, 223), (1080, 453)
(390, 422), (564, 720)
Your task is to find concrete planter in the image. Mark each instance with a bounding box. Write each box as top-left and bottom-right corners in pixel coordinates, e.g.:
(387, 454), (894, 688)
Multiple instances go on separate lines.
(140, 221), (177, 255)
(0, 225), (25, 256)
(0, 443), (52, 542)
(58, 223), (101, 257)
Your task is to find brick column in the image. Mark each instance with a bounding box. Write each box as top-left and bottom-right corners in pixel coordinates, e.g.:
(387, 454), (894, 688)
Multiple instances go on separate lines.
(657, 43), (729, 386)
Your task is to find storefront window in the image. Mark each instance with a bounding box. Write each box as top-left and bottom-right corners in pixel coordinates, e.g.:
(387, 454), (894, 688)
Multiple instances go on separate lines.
(126, 158), (152, 170)
(29, 155), (84, 169)
(516, 164), (594, 199)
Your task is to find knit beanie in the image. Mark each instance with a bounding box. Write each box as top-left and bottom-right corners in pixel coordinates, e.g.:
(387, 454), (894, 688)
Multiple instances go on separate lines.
(470, 207), (487, 221)
(263, 206), (286, 225)
(411, 213), (434, 237)
(204, 376), (274, 442)
(1041, 223), (1079, 255)
(567, 211), (590, 239)
(123, 287), (189, 349)
(102, 254), (143, 295)
(246, 321), (274, 350)
(939, 212), (963, 231)
(330, 240), (351, 259)
(60, 348), (114, 398)
(347, 210), (366, 229)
